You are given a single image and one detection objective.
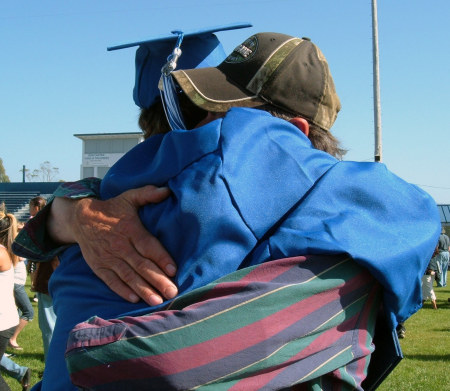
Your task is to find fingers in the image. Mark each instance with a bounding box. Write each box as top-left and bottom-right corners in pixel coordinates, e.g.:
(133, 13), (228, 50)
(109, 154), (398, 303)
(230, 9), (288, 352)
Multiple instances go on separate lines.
(121, 185), (178, 281)
(127, 253), (179, 301)
(110, 234), (178, 301)
(94, 250), (178, 306)
(96, 266), (163, 306)
(98, 268), (141, 303)
(124, 185), (172, 208)
(133, 232), (177, 277)
(96, 226), (178, 305)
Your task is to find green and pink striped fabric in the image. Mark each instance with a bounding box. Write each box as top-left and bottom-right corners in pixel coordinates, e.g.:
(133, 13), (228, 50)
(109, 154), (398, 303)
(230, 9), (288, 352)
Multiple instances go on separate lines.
(66, 254), (381, 390)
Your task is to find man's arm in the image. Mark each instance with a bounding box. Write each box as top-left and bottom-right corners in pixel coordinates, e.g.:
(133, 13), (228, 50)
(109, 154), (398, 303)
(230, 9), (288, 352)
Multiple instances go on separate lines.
(66, 255), (381, 390)
(13, 180), (178, 306)
(49, 186), (178, 305)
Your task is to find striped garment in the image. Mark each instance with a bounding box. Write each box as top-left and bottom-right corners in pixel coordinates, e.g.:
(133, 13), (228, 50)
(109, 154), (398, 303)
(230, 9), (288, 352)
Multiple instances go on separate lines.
(66, 254), (381, 390)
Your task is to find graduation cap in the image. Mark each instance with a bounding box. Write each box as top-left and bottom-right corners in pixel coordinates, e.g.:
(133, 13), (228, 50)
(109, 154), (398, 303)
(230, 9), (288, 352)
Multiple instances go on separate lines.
(108, 23), (252, 110)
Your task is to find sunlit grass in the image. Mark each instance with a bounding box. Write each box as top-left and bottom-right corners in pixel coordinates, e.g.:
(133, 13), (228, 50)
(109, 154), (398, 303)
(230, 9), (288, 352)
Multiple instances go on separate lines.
(378, 283), (449, 391)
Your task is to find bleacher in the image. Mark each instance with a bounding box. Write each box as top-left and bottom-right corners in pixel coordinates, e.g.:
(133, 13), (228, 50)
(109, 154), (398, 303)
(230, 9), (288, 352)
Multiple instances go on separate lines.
(0, 192), (53, 222)
(0, 182), (61, 222)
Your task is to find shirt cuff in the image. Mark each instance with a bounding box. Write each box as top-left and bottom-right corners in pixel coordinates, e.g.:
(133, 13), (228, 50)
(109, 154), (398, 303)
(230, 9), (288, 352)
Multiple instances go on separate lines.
(12, 178), (102, 261)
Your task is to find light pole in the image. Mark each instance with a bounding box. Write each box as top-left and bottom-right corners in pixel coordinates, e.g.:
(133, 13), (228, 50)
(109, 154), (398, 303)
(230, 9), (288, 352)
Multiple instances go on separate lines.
(372, 0), (382, 162)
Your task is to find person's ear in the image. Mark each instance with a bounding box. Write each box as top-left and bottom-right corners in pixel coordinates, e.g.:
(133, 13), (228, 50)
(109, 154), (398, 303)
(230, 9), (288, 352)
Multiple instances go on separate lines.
(289, 117), (310, 138)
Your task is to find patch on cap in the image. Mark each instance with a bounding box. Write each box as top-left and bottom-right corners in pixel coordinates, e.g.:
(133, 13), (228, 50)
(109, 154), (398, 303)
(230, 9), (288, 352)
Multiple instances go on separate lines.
(225, 36), (259, 64)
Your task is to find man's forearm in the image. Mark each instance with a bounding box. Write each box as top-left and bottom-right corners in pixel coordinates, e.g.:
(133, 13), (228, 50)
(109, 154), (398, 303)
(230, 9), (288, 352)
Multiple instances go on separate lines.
(66, 255), (380, 390)
(47, 196), (84, 244)
(47, 177), (103, 244)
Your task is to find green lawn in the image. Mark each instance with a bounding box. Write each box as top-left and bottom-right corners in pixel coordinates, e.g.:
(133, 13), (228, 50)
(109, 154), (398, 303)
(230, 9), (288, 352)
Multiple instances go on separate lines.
(4, 276), (450, 390)
(378, 283), (450, 391)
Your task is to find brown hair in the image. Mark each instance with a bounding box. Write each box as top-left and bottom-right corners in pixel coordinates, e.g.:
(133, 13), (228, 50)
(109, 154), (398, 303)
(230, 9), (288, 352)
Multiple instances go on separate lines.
(138, 95), (208, 139)
(29, 196), (47, 212)
(138, 100), (171, 139)
(0, 211), (19, 266)
(256, 105), (347, 159)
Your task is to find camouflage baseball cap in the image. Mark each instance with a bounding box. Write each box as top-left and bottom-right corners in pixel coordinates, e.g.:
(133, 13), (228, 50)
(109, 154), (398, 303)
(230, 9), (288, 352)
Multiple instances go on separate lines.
(172, 32), (341, 130)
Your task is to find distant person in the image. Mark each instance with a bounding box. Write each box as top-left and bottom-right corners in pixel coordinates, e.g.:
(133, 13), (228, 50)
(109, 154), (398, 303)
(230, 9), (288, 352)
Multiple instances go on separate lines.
(8, 253), (34, 350)
(27, 197), (58, 360)
(7, 220), (34, 352)
(28, 198), (46, 219)
(0, 355), (31, 391)
(0, 211), (22, 391)
(422, 246), (440, 309)
(31, 256), (58, 360)
(27, 197), (47, 303)
(435, 226), (449, 287)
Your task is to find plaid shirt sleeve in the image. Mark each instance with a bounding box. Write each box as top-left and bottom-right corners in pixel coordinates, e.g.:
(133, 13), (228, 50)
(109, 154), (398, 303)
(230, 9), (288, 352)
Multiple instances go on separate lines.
(66, 255), (382, 390)
(12, 177), (101, 261)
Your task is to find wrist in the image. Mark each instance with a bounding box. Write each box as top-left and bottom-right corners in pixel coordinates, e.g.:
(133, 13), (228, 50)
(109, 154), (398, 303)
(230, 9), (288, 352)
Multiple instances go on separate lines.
(48, 197), (91, 244)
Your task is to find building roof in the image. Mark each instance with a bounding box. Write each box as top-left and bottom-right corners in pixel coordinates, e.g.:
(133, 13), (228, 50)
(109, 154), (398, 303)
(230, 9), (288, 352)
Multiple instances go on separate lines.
(438, 204), (450, 224)
(74, 132), (143, 140)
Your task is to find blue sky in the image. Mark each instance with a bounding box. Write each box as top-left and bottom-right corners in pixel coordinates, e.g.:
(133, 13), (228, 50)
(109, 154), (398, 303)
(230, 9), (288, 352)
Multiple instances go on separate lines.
(1, 0), (449, 203)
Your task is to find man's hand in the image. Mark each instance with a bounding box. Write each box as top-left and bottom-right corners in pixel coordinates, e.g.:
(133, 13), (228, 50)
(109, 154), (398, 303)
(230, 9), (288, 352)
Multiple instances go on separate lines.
(48, 185), (178, 306)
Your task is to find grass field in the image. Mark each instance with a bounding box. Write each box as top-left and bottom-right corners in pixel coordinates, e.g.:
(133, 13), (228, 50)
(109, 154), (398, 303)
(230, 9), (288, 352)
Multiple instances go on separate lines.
(3, 276), (450, 390)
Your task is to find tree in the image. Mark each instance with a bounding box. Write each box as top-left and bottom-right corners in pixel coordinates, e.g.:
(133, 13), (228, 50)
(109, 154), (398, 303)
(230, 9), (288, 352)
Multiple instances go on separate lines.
(26, 161), (60, 182)
(0, 158), (10, 182)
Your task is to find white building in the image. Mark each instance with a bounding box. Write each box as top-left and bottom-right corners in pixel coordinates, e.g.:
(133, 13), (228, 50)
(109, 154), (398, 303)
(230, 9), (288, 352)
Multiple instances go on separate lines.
(75, 132), (143, 179)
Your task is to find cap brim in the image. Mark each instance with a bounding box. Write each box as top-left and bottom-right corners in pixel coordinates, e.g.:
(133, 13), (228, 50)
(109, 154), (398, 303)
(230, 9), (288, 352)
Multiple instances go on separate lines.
(172, 67), (264, 113)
